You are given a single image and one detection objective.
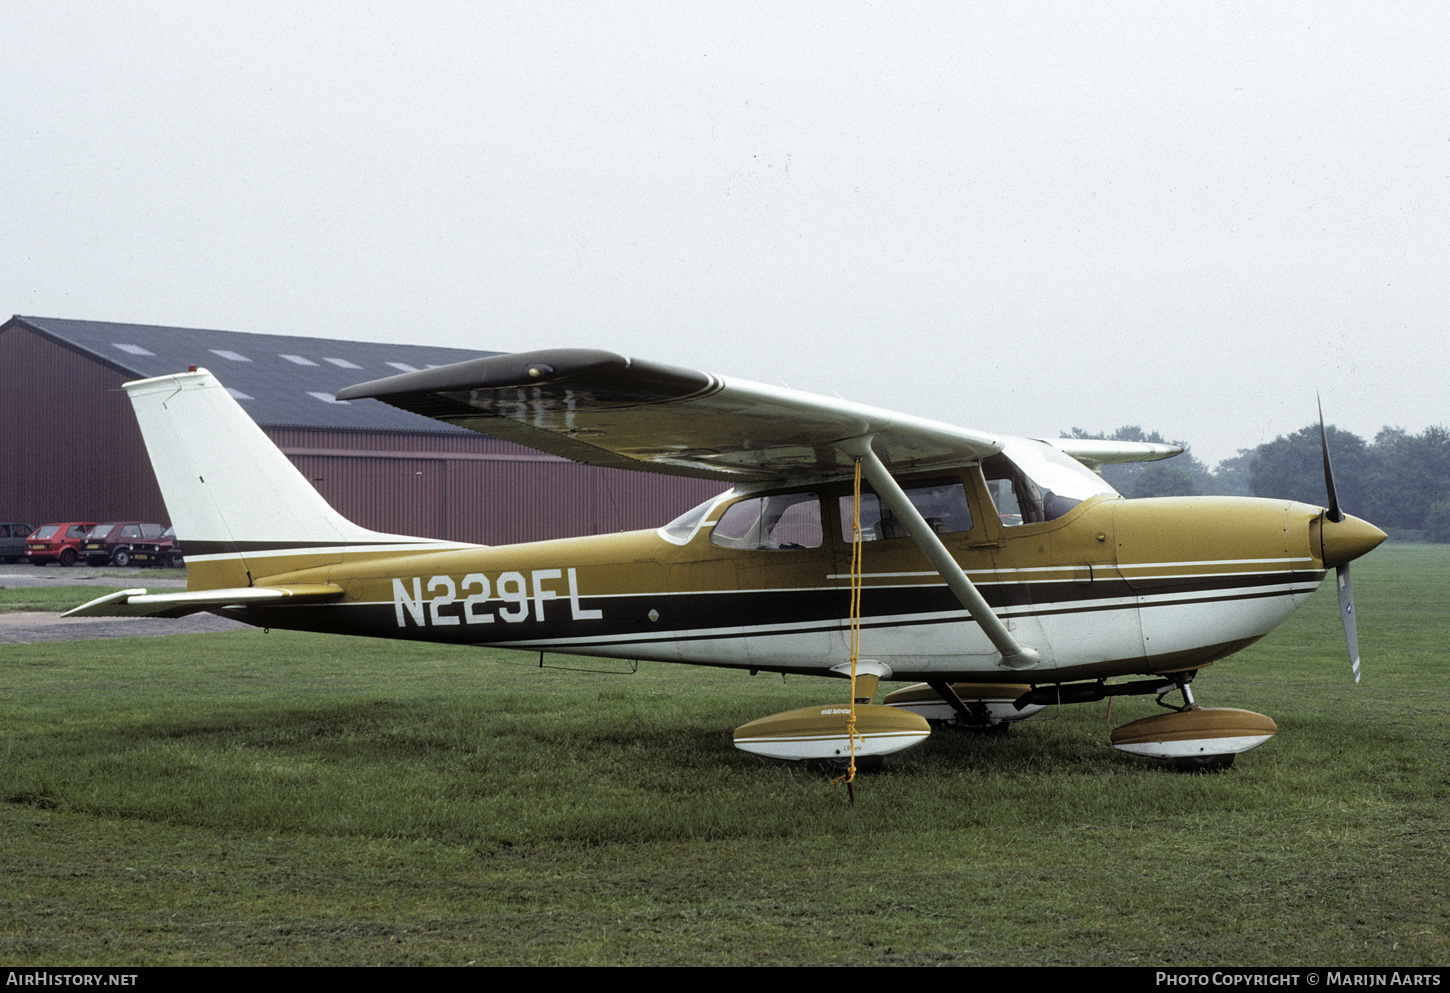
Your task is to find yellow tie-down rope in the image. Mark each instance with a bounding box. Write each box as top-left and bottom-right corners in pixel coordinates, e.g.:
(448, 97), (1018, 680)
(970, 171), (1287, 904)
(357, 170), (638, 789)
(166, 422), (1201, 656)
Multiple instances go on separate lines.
(832, 459), (866, 799)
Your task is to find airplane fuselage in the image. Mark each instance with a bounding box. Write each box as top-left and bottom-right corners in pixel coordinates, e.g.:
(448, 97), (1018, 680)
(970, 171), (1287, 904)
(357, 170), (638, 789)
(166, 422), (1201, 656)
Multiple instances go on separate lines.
(70, 362), (1389, 767)
(202, 471), (1336, 684)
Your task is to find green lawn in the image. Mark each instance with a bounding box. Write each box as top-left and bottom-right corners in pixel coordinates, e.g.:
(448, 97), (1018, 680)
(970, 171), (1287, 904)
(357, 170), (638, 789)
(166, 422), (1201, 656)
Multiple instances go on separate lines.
(1, 546), (1445, 965)
(0, 585), (135, 612)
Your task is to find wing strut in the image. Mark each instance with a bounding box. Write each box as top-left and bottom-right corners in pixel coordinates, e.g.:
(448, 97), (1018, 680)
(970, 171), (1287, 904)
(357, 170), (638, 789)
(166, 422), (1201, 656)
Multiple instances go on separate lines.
(838, 438), (1040, 670)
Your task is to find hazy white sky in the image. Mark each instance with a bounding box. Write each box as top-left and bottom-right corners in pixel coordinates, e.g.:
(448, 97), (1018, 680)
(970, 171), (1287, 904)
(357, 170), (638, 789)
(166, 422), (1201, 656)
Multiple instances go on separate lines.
(6, 2), (1447, 467)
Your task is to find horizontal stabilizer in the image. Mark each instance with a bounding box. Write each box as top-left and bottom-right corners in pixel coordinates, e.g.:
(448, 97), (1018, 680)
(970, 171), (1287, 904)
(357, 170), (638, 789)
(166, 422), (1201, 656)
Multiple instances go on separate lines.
(62, 584), (346, 619)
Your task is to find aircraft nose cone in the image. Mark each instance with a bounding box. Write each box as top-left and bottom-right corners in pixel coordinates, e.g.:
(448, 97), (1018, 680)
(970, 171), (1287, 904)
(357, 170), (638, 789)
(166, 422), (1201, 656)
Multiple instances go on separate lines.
(1321, 514), (1387, 568)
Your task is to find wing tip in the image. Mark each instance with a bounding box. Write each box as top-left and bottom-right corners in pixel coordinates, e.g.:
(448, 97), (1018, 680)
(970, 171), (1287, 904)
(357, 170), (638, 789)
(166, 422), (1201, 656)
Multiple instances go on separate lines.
(61, 588), (150, 618)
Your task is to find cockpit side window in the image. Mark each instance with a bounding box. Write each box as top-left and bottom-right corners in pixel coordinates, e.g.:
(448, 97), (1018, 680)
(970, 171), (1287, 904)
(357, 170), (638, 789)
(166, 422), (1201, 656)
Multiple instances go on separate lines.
(710, 491), (823, 550)
(983, 440), (1119, 525)
(838, 479), (974, 542)
(983, 454), (1046, 525)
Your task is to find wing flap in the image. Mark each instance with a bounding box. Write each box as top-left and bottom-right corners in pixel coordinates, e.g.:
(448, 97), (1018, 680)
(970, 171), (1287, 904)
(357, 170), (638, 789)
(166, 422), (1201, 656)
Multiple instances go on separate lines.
(63, 584), (346, 619)
(337, 349), (1003, 483)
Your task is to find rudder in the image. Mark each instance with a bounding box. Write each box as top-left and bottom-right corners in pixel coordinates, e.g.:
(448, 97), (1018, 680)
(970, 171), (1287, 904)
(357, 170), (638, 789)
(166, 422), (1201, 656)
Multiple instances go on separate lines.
(126, 369), (446, 589)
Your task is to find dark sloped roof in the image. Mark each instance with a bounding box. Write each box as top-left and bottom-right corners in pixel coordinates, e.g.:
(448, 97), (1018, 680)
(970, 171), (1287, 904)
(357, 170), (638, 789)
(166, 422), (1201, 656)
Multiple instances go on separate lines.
(9, 316), (500, 434)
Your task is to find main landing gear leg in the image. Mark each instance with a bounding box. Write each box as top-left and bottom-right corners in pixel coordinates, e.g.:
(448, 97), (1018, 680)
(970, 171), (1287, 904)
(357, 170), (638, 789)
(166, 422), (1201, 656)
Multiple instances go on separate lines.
(925, 681), (1012, 734)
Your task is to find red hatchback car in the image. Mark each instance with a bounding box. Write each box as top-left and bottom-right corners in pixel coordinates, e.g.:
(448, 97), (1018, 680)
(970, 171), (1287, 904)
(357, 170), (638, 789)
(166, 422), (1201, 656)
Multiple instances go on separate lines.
(26, 522), (101, 566)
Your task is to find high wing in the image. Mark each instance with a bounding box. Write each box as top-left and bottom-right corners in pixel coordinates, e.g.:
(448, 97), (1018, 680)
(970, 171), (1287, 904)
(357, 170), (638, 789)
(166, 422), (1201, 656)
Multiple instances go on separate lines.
(336, 349), (1006, 484)
(1046, 438), (1184, 472)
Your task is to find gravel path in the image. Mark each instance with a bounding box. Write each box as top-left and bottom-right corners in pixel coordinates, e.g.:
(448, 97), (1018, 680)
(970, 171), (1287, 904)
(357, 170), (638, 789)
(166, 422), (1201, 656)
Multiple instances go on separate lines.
(0, 610), (250, 645)
(0, 566), (188, 589)
(0, 568), (247, 644)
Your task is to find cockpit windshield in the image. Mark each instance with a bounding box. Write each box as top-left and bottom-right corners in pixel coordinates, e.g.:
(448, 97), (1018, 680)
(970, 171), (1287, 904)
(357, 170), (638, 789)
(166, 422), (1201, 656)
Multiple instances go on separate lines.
(983, 439), (1119, 526)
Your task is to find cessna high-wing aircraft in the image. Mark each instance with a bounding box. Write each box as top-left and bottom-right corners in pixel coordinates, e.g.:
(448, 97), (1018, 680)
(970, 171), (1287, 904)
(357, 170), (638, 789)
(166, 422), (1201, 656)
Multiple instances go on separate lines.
(68, 350), (1386, 771)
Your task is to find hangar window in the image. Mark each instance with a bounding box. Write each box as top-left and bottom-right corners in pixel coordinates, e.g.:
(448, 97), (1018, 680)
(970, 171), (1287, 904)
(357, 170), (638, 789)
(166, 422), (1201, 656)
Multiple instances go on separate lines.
(839, 479), (973, 542)
(711, 492), (822, 550)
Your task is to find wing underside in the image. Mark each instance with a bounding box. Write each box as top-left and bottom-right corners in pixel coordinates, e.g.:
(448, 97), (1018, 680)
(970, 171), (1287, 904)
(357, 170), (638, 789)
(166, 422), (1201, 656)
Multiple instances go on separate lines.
(336, 349), (1004, 484)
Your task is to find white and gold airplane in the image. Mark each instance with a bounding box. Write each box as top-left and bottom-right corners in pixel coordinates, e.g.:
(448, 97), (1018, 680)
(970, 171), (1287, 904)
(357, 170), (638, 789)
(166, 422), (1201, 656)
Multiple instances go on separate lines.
(67, 351), (1386, 771)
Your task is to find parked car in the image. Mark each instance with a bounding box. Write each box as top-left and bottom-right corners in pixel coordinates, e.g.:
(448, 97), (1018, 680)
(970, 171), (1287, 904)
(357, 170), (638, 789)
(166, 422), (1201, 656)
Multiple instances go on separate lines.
(0, 523), (34, 564)
(80, 522), (168, 567)
(129, 525), (182, 568)
(26, 522), (101, 566)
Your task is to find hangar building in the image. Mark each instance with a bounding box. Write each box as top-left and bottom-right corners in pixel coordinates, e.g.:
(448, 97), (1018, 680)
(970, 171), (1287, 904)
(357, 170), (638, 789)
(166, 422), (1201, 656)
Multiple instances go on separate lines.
(0, 316), (723, 545)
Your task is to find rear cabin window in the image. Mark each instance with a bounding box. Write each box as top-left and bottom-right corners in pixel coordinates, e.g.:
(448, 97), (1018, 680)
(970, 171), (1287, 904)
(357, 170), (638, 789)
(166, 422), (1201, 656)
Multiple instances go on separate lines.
(839, 480), (974, 542)
(658, 493), (728, 545)
(710, 492), (823, 550)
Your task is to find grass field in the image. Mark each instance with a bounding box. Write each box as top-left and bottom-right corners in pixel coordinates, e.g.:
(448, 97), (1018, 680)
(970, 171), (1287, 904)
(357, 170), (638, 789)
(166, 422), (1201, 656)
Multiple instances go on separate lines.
(0, 585), (140, 612)
(0, 567), (186, 613)
(1, 546), (1445, 966)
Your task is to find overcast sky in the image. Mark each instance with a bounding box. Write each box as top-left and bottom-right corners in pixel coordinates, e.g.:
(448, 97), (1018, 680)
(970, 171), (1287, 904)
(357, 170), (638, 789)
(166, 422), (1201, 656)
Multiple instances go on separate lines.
(6, 2), (1447, 468)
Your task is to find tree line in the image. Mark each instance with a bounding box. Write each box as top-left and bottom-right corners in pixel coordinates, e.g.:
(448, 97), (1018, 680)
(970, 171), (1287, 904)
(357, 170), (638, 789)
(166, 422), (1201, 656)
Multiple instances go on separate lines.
(1065, 423), (1450, 542)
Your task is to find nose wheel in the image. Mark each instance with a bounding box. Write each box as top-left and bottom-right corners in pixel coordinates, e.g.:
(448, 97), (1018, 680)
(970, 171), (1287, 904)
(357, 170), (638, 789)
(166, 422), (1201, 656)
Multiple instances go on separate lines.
(1155, 680), (1236, 772)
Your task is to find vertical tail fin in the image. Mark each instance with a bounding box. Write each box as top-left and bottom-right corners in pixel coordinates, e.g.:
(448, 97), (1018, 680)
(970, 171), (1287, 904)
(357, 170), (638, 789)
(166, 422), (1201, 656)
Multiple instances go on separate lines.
(126, 369), (446, 589)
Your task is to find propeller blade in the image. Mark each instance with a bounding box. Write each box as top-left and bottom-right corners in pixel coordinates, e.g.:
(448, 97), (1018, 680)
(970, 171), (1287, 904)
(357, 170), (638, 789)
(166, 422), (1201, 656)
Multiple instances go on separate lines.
(1320, 397), (1369, 682)
(1336, 563), (1360, 684)
(1318, 395), (1343, 523)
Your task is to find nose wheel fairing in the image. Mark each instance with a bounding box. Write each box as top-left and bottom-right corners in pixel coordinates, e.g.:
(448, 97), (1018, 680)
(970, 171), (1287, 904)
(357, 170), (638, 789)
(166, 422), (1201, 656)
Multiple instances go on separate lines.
(1109, 678), (1277, 771)
(1110, 706), (1278, 770)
